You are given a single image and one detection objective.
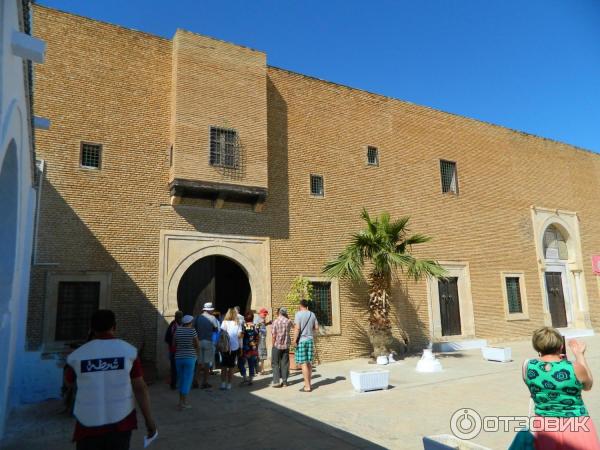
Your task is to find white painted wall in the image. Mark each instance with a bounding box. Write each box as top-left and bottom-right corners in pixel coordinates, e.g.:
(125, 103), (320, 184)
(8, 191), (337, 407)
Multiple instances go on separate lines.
(0, 0), (40, 438)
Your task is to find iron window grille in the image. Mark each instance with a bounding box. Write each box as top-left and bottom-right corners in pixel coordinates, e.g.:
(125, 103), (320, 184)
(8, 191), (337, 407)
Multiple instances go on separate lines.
(310, 281), (333, 326)
(310, 174), (324, 197)
(80, 143), (102, 169)
(367, 146), (379, 166)
(210, 127), (239, 169)
(440, 160), (458, 194)
(55, 281), (100, 341)
(505, 277), (523, 314)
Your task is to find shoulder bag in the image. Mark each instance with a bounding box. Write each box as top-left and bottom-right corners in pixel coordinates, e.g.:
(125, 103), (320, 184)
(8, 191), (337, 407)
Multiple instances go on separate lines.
(295, 312), (314, 346)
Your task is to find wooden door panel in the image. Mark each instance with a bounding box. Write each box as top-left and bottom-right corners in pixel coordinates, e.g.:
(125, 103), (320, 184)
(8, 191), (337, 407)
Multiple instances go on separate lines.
(439, 277), (462, 336)
(545, 272), (567, 328)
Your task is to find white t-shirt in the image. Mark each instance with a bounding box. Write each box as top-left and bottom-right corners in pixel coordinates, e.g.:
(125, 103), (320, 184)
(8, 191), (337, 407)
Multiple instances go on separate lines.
(220, 320), (241, 352)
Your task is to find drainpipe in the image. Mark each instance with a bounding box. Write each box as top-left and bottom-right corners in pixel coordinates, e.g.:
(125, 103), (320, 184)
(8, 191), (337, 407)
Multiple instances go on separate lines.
(31, 158), (44, 265)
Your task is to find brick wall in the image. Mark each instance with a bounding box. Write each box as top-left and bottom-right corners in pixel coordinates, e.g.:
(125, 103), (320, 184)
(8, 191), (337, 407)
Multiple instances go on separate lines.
(170, 30), (268, 189)
(30, 6), (600, 365)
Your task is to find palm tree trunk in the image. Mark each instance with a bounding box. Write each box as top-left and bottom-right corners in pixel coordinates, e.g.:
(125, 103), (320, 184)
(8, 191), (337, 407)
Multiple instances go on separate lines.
(368, 273), (393, 357)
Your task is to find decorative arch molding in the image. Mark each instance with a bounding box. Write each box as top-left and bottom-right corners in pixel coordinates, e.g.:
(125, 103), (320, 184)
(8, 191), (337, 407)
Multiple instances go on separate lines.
(156, 230), (271, 371)
(166, 244), (262, 315)
(530, 206), (591, 329)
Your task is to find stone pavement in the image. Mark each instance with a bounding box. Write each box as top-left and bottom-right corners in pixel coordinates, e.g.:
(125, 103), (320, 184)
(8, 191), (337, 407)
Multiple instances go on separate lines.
(2, 334), (599, 449)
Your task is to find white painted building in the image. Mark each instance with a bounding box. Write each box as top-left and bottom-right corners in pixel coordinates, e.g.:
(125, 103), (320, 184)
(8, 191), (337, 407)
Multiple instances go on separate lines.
(0, 0), (45, 438)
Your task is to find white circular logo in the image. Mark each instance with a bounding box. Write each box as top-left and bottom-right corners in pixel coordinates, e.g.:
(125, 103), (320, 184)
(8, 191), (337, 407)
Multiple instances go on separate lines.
(450, 408), (482, 440)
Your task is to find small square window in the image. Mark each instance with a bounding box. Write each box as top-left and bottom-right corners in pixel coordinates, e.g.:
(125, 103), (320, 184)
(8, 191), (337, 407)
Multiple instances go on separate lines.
(210, 127), (239, 169)
(310, 174), (324, 197)
(367, 146), (379, 166)
(505, 277), (523, 314)
(310, 281), (332, 326)
(81, 143), (102, 169)
(440, 160), (458, 194)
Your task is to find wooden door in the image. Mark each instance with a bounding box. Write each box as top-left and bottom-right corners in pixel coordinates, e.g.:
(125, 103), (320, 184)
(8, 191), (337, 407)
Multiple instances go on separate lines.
(177, 256), (215, 316)
(438, 277), (462, 336)
(545, 272), (567, 328)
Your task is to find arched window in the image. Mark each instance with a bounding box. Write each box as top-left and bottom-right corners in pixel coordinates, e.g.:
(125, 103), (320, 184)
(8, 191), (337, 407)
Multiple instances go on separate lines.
(543, 225), (568, 260)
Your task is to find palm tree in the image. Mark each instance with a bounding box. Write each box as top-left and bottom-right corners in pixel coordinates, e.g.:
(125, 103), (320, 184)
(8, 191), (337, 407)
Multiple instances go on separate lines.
(323, 209), (446, 357)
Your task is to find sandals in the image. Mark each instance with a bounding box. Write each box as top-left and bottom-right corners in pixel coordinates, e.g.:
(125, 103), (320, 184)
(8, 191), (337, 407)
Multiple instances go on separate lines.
(299, 387), (312, 393)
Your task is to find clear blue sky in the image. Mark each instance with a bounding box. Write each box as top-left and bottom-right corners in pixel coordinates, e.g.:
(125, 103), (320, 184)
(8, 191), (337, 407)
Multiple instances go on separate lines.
(38, 0), (600, 152)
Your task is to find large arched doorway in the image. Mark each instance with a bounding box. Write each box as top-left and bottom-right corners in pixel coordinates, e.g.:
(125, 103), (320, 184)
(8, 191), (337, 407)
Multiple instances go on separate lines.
(177, 255), (252, 316)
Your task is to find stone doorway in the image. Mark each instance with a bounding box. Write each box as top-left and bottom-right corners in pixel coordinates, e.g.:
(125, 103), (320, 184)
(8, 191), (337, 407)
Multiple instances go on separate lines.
(157, 230), (271, 374)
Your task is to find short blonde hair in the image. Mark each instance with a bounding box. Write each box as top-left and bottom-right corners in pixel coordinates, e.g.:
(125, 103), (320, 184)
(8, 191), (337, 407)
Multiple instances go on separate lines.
(532, 327), (564, 355)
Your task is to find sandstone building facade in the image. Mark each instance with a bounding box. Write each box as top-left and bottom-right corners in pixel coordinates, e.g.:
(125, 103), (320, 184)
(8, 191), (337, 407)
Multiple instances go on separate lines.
(29, 6), (600, 378)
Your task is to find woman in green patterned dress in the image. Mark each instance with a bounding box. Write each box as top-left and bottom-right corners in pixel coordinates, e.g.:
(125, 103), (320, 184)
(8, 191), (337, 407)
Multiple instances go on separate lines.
(522, 327), (599, 449)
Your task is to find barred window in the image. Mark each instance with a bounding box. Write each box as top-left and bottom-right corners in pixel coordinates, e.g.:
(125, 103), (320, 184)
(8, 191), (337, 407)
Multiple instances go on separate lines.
(440, 160), (458, 194)
(310, 282), (332, 326)
(210, 127), (238, 168)
(367, 146), (379, 166)
(310, 174), (324, 197)
(81, 143), (102, 169)
(55, 282), (100, 341)
(505, 277), (523, 314)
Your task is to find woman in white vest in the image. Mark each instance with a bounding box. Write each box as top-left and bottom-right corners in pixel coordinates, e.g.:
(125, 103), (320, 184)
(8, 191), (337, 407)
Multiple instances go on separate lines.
(65, 309), (156, 450)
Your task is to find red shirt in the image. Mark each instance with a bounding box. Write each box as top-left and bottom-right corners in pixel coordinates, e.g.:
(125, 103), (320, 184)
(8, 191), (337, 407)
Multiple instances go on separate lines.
(64, 333), (143, 442)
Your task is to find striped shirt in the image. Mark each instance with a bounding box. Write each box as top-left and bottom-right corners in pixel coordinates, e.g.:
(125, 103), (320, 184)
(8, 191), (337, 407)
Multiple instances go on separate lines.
(174, 327), (197, 359)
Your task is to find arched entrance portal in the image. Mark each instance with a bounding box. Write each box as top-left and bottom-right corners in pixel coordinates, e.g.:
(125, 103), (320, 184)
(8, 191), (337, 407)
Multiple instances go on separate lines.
(177, 256), (251, 316)
(532, 206), (593, 331)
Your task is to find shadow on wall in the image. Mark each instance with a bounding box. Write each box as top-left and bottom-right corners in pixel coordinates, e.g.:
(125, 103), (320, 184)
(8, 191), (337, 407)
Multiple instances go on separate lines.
(346, 280), (375, 359)
(25, 178), (169, 400)
(344, 276), (430, 360)
(389, 277), (430, 354)
(174, 77), (290, 239)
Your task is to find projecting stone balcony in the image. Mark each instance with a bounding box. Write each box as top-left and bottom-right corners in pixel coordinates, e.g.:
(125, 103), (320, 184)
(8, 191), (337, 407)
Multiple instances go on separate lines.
(169, 178), (267, 211)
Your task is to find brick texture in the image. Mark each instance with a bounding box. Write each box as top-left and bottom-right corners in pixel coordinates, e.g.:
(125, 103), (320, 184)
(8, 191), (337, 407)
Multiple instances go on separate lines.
(29, 6), (600, 365)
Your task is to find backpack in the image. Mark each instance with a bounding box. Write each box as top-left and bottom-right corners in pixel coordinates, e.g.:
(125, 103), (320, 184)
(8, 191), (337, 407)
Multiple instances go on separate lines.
(217, 327), (231, 353)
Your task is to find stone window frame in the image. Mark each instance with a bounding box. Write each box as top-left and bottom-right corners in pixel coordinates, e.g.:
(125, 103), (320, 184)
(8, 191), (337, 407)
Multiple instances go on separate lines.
(79, 141), (102, 170)
(309, 174), (325, 198)
(501, 271), (529, 321)
(366, 145), (379, 167)
(439, 159), (458, 195)
(305, 276), (340, 336)
(43, 271), (111, 351)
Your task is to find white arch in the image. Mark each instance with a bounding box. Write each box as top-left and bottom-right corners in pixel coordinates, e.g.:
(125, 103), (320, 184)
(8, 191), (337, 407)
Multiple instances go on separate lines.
(165, 244), (263, 315)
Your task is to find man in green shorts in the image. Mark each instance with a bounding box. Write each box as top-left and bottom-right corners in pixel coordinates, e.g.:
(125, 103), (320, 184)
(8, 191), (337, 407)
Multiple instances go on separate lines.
(294, 300), (319, 392)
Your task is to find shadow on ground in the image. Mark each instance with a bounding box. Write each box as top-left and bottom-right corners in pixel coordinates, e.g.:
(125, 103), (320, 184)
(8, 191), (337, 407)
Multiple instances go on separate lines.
(1, 368), (384, 450)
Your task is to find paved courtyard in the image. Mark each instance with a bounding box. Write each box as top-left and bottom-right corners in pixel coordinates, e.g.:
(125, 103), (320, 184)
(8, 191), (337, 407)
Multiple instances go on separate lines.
(3, 334), (599, 449)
